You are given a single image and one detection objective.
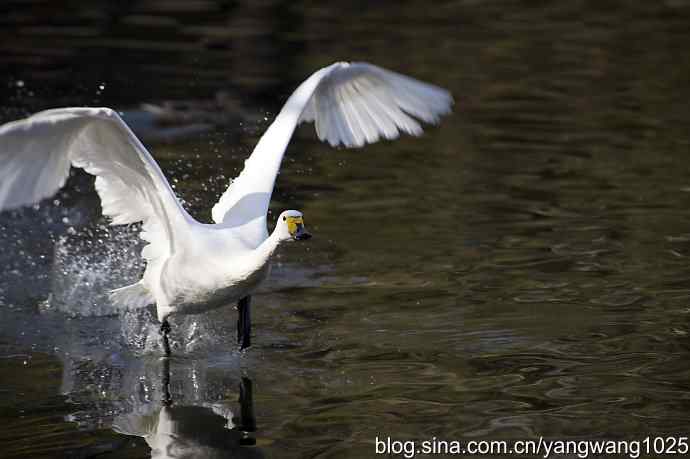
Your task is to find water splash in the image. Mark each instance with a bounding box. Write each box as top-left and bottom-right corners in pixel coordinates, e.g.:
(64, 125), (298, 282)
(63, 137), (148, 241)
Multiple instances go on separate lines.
(43, 223), (145, 317)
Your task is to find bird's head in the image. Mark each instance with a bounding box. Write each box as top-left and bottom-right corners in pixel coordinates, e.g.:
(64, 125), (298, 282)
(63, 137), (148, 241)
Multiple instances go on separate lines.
(275, 210), (312, 242)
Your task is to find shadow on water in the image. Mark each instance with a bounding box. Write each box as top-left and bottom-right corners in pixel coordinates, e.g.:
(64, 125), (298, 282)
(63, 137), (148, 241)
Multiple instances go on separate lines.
(3, 1), (690, 458)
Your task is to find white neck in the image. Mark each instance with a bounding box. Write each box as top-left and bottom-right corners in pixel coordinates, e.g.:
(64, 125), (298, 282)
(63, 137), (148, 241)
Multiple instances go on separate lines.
(254, 226), (285, 264)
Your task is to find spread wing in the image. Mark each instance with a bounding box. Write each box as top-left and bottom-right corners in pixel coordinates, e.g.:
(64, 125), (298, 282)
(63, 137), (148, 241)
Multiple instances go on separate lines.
(0, 107), (194, 265)
(212, 61), (453, 245)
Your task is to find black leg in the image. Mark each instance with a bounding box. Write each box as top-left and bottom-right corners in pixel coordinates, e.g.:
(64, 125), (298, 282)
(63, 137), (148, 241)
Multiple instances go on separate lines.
(161, 318), (171, 357)
(161, 355), (172, 406)
(236, 377), (256, 433)
(238, 377), (257, 445)
(237, 296), (251, 349)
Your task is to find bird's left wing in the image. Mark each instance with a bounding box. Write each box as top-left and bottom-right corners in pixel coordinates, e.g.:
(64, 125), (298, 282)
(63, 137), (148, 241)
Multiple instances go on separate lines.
(212, 62), (453, 244)
(0, 107), (194, 263)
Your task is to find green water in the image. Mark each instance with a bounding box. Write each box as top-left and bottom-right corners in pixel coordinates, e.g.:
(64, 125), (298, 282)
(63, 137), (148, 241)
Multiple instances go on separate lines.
(2, 1), (690, 458)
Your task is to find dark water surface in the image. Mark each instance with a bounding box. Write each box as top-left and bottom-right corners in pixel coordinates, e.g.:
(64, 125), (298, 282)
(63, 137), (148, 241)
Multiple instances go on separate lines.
(2, 1), (690, 458)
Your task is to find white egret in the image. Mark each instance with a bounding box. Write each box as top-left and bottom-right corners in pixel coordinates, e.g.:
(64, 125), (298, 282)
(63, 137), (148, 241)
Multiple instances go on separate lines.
(0, 62), (452, 353)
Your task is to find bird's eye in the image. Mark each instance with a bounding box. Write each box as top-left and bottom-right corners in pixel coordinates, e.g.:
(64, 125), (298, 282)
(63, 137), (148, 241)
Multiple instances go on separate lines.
(283, 216), (286, 221)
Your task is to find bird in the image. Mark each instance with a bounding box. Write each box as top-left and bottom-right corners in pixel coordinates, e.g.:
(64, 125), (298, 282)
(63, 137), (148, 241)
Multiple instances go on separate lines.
(0, 61), (453, 354)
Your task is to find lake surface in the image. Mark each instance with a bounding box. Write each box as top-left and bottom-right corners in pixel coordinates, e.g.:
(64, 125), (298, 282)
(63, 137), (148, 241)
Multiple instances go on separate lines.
(2, 1), (690, 458)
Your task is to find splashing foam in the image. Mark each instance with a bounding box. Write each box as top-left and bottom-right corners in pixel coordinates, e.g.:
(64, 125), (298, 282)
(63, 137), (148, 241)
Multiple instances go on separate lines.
(38, 221), (235, 355)
(44, 223), (144, 316)
(38, 223), (163, 354)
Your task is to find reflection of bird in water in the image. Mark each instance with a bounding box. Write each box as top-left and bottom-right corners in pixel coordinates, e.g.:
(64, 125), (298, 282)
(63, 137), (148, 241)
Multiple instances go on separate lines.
(0, 61), (452, 354)
(115, 367), (263, 459)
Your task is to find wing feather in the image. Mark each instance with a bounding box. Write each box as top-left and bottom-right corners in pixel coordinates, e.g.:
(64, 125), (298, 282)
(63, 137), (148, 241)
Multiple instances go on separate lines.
(211, 61), (453, 243)
(0, 107), (192, 267)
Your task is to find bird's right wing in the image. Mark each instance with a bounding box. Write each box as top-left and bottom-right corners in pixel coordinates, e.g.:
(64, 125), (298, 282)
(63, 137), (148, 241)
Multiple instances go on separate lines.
(0, 107), (194, 265)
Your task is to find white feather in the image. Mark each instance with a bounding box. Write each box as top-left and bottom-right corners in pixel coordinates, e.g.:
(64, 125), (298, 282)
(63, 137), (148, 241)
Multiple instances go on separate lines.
(212, 61), (453, 244)
(0, 107), (192, 307)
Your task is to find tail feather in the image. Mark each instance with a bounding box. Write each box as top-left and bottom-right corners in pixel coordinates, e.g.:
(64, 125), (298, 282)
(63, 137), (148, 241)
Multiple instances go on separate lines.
(109, 281), (154, 310)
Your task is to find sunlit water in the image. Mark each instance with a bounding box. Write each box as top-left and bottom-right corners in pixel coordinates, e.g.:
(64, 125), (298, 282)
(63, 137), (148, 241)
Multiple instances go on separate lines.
(2, 2), (690, 458)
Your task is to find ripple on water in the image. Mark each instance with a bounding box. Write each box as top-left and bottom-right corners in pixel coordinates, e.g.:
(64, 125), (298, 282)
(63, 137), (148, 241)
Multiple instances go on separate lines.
(3, 2), (690, 458)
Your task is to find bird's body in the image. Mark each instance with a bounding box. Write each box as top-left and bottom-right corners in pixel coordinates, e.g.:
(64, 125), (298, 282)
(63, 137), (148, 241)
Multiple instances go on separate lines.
(0, 61), (452, 352)
(152, 225), (273, 320)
